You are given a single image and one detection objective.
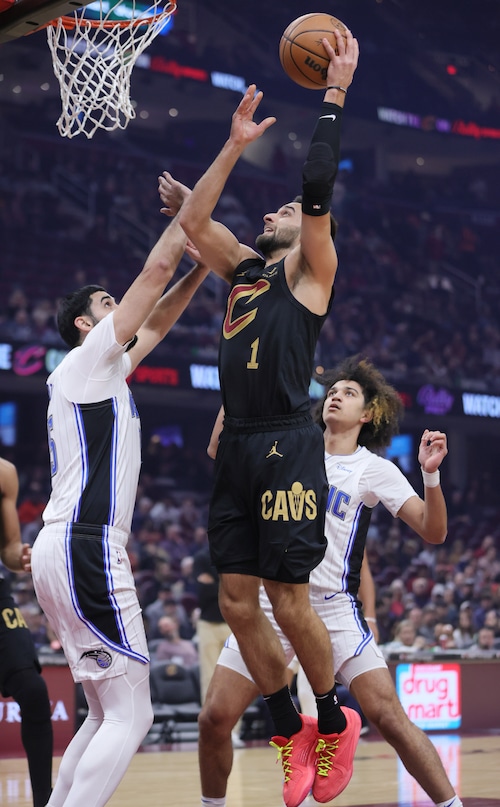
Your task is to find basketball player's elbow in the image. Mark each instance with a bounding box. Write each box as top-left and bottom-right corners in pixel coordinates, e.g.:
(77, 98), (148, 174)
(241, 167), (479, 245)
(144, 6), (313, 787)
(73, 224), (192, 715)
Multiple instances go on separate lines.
(144, 257), (176, 284)
(178, 205), (193, 235)
(178, 204), (205, 243)
(423, 526), (448, 545)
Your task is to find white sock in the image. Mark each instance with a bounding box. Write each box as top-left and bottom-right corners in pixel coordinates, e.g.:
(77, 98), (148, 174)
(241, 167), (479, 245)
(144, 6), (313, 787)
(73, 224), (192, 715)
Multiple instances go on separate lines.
(201, 798), (226, 806)
(435, 797), (463, 807)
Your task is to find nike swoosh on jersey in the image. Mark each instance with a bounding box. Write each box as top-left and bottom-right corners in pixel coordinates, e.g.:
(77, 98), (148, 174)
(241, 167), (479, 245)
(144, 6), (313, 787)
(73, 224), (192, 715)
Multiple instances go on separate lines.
(319, 114), (337, 121)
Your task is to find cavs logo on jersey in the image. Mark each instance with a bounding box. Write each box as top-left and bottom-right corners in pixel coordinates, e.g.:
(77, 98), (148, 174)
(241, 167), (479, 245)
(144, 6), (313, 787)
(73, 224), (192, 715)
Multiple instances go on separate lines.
(261, 481), (317, 522)
(223, 279), (270, 339)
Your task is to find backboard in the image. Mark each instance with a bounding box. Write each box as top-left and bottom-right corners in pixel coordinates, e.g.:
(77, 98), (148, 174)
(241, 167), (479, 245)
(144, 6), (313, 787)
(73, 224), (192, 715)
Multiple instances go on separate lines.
(0, 0), (94, 42)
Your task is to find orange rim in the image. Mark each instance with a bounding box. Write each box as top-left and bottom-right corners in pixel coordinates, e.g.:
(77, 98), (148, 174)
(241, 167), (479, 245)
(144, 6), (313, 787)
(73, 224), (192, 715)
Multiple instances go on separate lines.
(41, 1), (175, 30)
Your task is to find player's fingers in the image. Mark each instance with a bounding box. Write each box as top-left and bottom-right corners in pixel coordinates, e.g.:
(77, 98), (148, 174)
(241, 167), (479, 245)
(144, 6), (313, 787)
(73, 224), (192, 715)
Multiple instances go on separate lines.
(248, 90), (264, 116)
(259, 116), (277, 132)
(239, 84), (257, 111)
(322, 37), (336, 58)
(333, 28), (346, 54)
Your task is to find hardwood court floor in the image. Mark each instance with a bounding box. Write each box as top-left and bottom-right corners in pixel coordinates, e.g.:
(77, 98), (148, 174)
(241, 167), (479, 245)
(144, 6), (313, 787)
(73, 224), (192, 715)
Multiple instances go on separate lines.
(1, 734), (499, 806)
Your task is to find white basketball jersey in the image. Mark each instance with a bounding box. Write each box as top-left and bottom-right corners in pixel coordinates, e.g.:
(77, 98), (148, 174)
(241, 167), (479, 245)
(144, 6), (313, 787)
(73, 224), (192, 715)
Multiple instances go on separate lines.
(309, 445), (417, 604)
(42, 313), (141, 535)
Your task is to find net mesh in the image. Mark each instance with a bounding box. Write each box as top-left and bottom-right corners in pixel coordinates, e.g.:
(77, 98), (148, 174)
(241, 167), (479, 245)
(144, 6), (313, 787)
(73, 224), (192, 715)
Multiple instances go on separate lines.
(47, 0), (176, 139)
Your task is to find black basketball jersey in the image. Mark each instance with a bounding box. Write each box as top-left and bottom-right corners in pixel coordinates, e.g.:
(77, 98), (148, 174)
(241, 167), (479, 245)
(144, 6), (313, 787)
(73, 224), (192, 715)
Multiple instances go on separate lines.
(219, 257), (334, 418)
(0, 573), (11, 599)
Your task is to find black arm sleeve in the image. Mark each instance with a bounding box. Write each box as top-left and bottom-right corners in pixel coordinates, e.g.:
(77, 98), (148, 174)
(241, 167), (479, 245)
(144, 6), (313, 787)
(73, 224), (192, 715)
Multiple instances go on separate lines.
(301, 102), (344, 217)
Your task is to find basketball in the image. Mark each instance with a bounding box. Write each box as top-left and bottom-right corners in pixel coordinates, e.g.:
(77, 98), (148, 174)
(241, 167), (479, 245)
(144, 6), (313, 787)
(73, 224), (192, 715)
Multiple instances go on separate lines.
(279, 12), (348, 90)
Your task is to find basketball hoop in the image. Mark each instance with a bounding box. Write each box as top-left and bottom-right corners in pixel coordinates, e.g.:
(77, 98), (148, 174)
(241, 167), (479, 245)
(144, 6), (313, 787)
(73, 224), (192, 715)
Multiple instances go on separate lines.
(45, 0), (176, 138)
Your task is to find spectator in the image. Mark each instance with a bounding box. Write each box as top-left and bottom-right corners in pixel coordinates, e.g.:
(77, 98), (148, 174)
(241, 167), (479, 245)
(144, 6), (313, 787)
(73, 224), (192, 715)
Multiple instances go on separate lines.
(381, 619), (426, 660)
(472, 590), (496, 631)
(483, 608), (500, 640)
(192, 542), (230, 704)
(406, 606), (424, 636)
(388, 578), (406, 620)
(410, 576), (432, 609)
(173, 555), (198, 600)
(431, 622), (457, 652)
(452, 606), (476, 650)
(464, 626), (499, 658)
(154, 615), (199, 667)
(144, 584), (192, 641)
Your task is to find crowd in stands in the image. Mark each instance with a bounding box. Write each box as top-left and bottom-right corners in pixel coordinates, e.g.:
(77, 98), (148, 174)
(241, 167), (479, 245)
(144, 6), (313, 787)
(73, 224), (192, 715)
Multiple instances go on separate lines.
(1, 131), (500, 392)
(1, 128), (500, 694)
(3, 431), (500, 679)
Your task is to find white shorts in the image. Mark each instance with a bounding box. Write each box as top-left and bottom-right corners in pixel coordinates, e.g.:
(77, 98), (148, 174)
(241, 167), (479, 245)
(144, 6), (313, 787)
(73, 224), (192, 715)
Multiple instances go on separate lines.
(31, 522), (149, 683)
(218, 588), (387, 690)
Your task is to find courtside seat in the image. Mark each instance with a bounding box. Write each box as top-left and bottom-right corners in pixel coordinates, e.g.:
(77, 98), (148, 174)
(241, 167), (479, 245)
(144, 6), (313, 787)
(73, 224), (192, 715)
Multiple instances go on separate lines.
(146, 661), (201, 744)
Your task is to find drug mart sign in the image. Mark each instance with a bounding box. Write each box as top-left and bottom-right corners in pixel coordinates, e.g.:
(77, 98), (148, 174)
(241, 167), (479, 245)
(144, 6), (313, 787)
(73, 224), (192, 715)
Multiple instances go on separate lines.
(395, 663), (461, 730)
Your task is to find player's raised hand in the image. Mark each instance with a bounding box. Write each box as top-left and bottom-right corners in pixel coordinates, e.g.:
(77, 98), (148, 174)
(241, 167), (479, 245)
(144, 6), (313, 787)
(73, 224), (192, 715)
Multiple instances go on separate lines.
(159, 171), (191, 216)
(229, 84), (276, 148)
(418, 430), (448, 473)
(323, 28), (359, 91)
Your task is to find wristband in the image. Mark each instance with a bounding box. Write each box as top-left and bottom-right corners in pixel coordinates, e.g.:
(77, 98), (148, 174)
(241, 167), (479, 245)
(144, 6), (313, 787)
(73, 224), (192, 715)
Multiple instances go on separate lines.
(365, 617), (377, 623)
(326, 85), (347, 93)
(421, 468), (440, 488)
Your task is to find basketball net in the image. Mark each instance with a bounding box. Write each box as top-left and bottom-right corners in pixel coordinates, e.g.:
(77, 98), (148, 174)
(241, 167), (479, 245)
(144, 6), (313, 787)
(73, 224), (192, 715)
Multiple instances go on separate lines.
(46, 0), (176, 138)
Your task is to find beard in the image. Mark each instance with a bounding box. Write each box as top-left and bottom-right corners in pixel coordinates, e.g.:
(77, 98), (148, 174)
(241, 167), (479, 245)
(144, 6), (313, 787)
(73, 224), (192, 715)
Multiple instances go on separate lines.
(255, 225), (300, 257)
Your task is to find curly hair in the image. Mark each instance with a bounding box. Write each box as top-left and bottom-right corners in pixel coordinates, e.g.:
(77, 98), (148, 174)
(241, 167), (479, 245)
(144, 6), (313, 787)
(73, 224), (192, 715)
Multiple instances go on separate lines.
(313, 355), (404, 450)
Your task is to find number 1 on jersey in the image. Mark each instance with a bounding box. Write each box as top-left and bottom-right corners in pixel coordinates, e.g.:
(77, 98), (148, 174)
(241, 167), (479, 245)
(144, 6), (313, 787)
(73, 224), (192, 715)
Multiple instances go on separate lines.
(246, 338), (260, 369)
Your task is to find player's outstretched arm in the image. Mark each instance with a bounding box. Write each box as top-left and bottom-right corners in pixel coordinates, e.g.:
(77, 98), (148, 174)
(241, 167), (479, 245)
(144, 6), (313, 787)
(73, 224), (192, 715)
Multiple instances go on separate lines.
(397, 430), (448, 545)
(128, 241), (210, 371)
(158, 171), (248, 283)
(178, 85), (275, 280)
(297, 30), (359, 301)
(112, 213), (189, 346)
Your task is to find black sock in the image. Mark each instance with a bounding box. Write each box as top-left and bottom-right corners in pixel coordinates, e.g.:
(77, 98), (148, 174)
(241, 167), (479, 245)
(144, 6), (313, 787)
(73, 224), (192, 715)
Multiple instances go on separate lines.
(315, 686), (347, 735)
(263, 685), (302, 738)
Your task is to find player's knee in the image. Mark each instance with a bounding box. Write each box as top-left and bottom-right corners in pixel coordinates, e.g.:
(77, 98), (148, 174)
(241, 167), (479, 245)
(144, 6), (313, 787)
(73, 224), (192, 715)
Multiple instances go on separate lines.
(364, 696), (406, 740)
(218, 593), (255, 631)
(198, 698), (233, 737)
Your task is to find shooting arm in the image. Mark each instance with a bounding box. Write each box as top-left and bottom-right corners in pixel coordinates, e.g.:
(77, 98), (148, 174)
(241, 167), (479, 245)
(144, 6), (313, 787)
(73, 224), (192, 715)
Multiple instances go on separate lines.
(298, 32), (358, 295)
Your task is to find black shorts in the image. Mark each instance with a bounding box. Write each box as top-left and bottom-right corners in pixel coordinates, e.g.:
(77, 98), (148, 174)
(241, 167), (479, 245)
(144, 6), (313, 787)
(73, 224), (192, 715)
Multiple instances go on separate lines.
(208, 412), (328, 582)
(0, 594), (41, 697)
